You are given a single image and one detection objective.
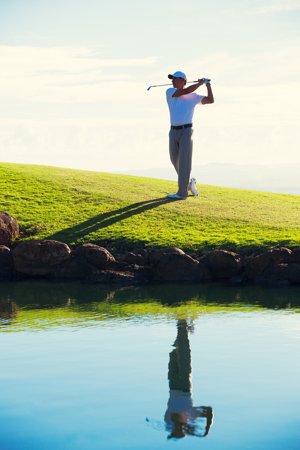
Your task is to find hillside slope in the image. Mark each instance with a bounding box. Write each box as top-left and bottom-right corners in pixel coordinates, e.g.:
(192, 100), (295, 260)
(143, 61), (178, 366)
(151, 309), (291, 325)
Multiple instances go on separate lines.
(0, 163), (299, 251)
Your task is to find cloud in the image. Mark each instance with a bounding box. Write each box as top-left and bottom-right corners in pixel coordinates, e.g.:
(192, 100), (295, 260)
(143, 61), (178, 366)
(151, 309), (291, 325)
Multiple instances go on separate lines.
(252, 0), (300, 14)
(0, 118), (170, 171)
(0, 44), (299, 171)
(186, 41), (300, 85)
(0, 45), (156, 102)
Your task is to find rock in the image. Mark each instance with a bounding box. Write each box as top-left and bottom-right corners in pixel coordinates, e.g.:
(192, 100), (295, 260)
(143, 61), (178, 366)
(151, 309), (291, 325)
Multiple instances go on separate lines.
(148, 247), (185, 266)
(267, 247), (292, 263)
(245, 247), (292, 279)
(117, 263), (153, 283)
(50, 256), (97, 279)
(206, 250), (242, 280)
(0, 212), (19, 246)
(0, 245), (14, 279)
(228, 275), (248, 286)
(194, 261), (212, 282)
(288, 264), (300, 284)
(75, 244), (115, 269)
(123, 251), (148, 266)
(151, 248), (200, 281)
(131, 265), (153, 283)
(12, 239), (71, 275)
(86, 269), (136, 284)
(290, 248), (300, 263)
(260, 264), (290, 287)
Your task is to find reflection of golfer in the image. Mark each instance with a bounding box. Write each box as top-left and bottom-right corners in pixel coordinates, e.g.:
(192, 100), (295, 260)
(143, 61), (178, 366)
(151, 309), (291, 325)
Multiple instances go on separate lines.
(164, 319), (213, 439)
(166, 71), (214, 200)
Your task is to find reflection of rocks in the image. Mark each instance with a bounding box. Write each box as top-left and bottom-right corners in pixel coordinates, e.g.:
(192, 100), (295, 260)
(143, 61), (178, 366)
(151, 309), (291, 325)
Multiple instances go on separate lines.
(0, 212), (19, 246)
(0, 280), (116, 307)
(13, 240), (71, 275)
(1, 281), (299, 317)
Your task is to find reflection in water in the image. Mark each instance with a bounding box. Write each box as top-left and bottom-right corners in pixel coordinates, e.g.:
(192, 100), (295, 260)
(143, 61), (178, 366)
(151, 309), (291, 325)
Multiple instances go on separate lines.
(0, 299), (17, 326)
(146, 320), (213, 440)
(1, 281), (299, 449)
(164, 320), (213, 439)
(1, 280), (300, 312)
(0, 281), (299, 332)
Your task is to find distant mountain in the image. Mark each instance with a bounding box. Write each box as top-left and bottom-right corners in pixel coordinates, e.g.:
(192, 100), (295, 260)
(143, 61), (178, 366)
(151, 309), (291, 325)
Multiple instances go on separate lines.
(119, 163), (300, 195)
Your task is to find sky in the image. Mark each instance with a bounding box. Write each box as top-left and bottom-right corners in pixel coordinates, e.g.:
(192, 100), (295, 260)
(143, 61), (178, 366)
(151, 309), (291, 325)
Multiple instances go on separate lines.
(0, 0), (299, 174)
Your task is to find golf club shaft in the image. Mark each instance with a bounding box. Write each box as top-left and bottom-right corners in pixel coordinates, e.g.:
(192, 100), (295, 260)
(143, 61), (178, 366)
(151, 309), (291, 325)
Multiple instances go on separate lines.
(147, 79), (211, 91)
(148, 80), (198, 90)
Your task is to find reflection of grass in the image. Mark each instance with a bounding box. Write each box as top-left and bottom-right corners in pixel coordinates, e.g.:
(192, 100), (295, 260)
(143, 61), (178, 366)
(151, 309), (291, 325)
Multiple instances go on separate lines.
(0, 162), (299, 251)
(2, 300), (272, 332)
(1, 281), (300, 332)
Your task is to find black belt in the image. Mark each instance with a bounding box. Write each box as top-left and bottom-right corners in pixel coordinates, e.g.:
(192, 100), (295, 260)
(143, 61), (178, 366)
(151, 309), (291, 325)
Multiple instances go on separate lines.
(171, 123), (192, 130)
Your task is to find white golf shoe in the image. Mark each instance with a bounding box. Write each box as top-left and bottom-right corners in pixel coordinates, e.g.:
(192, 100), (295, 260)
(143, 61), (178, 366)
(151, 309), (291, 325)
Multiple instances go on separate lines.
(188, 178), (199, 196)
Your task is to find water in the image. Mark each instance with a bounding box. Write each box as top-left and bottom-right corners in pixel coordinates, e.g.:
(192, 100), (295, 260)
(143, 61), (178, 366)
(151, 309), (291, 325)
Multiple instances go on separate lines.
(0, 281), (299, 450)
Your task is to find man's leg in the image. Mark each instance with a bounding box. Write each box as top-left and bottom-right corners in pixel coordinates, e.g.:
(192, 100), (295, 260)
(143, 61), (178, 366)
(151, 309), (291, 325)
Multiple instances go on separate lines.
(177, 128), (193, 198)
(169, 129), (179, 174)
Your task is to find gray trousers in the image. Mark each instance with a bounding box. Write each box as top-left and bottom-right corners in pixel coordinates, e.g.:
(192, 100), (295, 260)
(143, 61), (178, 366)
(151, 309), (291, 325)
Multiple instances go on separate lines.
(169, 127), (193, 197)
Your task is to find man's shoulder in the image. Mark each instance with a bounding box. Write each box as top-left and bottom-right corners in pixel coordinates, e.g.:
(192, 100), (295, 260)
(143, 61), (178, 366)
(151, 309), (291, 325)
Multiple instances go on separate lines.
(166, 87), (177, 98)
(189, 92), (205, 103)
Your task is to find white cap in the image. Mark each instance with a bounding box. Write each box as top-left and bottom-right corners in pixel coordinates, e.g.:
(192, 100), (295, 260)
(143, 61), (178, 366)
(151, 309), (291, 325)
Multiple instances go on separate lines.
(168, 71), (187, 81)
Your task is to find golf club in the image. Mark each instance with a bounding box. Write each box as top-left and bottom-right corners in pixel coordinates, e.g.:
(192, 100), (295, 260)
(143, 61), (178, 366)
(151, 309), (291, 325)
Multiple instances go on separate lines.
(147, 79), (211, 91)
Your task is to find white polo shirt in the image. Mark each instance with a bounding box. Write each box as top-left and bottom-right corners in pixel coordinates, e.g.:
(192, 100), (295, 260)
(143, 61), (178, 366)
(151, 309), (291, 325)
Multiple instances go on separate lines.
(166, 88), (204, 126)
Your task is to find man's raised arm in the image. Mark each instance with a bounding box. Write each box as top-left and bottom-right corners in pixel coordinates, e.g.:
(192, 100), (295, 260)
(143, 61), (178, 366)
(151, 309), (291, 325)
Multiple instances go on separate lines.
(172, 79), (205, 97)
(201, 82), (214, 104)
(172, 79), (214, 104)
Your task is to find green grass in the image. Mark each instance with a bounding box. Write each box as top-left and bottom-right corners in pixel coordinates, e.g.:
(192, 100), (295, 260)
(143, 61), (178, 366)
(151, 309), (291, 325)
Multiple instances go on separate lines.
(0, 162), (300, 252)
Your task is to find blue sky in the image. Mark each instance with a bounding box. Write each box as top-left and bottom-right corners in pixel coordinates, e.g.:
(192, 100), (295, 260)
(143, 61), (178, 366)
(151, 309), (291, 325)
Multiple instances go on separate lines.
(0, 0), (299, 172)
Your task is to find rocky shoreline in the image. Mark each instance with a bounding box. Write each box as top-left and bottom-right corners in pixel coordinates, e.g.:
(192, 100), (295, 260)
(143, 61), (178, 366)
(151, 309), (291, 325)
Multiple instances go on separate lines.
(1, 212), (300, 287)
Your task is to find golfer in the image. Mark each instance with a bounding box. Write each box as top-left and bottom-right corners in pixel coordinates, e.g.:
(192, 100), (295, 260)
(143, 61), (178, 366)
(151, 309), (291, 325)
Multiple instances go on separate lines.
(166, 71), (214, 199)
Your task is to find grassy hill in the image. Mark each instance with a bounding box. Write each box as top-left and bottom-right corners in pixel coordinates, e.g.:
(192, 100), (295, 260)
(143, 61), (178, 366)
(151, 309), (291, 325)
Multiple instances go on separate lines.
(0, 162), (299, 252)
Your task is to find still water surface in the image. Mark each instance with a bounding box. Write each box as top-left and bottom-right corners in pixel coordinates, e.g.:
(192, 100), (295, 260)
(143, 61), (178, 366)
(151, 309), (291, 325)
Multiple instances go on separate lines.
(0, 282), (299, 450)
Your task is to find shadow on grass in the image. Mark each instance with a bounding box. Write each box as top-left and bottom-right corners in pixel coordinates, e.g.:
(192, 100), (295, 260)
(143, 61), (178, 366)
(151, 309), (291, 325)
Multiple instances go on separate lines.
(46, 197), (174, 244)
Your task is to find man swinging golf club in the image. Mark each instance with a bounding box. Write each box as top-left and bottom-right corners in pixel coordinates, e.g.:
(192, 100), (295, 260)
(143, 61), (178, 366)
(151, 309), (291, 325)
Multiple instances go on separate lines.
(166, 71), (214, 199)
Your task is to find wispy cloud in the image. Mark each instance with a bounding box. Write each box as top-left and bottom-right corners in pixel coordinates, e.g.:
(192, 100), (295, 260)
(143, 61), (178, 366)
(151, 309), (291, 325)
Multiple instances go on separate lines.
(252, 0), (300, 14)
(0, 45), (156, 101)
(0, 44), (299, 170)
(186, 40), (300, 85)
